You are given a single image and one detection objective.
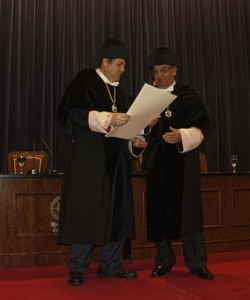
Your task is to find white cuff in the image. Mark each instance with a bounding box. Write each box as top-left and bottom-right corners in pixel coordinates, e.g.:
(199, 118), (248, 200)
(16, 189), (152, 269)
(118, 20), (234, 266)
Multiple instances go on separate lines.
(178, 127), (204, 153)
(88, 111), (112, 133)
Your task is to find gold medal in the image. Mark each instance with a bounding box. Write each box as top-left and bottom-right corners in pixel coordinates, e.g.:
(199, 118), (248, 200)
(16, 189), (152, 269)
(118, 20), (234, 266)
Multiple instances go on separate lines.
(165, 107), (172, 118)
(112, 105), (117, 112)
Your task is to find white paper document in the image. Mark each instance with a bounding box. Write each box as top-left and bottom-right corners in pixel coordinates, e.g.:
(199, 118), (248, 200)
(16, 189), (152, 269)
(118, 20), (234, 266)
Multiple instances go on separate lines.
(105, 83), (177, 139)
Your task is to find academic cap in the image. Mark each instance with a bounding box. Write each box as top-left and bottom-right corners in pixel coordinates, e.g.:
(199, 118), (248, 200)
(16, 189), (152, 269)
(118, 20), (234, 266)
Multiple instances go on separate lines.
(148, 47), (179, 68)
(99, 39), (128, 61)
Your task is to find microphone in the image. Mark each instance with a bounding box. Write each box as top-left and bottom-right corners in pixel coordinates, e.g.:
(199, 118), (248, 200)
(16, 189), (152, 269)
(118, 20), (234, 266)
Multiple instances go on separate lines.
(42, 138), (57, 173)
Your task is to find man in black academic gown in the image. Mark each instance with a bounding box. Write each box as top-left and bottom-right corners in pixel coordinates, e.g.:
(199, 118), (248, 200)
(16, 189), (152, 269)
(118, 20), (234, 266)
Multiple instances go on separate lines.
(57, 39), (137, 286)
(135, 48), (215, 280)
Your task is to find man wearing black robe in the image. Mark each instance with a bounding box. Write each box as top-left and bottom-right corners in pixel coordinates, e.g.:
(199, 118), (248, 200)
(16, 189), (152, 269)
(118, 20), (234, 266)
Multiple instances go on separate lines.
(57, 39), (137, 286)
(141, 48), (215, 280)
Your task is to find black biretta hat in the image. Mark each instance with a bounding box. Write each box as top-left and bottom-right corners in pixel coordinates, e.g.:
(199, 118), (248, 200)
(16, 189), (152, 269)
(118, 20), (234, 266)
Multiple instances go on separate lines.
(99, 39), (128, 61)
(148, 47), (179, 69)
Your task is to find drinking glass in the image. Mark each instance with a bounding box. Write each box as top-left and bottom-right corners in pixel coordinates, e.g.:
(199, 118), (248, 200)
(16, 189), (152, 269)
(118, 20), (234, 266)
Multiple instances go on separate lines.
(230, 155), (238, 173)
(17, 154), (27, 174)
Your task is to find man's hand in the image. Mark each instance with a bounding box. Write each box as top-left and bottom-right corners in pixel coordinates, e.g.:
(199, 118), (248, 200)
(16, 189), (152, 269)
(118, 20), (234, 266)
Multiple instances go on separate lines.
(148, 115), (161, 126)
(132, 137), (148, 148)
(162, 126), (181, 144)
(110, 113), (130, 127)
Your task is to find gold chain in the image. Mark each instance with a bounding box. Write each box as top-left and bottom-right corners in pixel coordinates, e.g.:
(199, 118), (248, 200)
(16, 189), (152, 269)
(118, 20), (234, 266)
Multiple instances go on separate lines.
(104, 83), (117, 112)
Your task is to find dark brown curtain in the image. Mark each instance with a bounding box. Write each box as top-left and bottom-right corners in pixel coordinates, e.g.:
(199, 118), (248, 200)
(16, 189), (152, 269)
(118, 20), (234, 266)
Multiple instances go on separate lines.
(1, 0), (250, 173)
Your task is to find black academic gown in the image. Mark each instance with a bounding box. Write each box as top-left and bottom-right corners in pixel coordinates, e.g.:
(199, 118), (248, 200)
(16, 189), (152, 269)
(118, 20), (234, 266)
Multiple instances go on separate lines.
(144, 83), (214, 241)
(57, 69), (135, 245)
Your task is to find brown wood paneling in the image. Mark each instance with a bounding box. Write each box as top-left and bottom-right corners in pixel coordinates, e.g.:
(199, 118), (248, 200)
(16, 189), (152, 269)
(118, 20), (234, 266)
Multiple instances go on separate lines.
(199, 174), (250, 253)
(1, 173), (250, 268)
(131, 173), (250, 259)
(202, 189), (222, 228)
(231, 189), (250, 226)
(130, 176), (156, 259)
(0, 175), (68, 268)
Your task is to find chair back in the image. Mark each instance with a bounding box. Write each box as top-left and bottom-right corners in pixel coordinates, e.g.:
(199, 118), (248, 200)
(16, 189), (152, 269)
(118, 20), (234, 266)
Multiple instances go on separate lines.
(7, 151), (48, 174)
(132, 152), (208, 173)
(132, 156), (143, 173)
(199, 152), (208, 173)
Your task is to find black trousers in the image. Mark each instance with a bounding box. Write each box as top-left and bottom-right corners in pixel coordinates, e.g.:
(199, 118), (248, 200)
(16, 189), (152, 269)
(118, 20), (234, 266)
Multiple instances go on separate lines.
(69, 239), (125, 274)
(154, 233), (207, 270)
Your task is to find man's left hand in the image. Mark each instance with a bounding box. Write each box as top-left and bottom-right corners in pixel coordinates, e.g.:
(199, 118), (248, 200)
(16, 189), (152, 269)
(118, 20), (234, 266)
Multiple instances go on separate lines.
(162, 126), (181, 144)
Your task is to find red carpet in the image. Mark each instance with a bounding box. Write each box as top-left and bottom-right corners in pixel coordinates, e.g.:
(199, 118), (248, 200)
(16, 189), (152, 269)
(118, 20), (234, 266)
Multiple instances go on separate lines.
(1, 250), (250, 299)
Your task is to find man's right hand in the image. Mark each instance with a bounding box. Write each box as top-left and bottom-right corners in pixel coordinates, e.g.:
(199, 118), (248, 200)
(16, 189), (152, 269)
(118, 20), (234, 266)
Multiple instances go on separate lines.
(132, 137), (148, 148)
(110, 113), (130, 127)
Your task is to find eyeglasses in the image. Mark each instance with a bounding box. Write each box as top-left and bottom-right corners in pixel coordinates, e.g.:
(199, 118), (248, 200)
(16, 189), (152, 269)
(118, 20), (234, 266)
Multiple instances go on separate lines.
(152, 66), (174, 76)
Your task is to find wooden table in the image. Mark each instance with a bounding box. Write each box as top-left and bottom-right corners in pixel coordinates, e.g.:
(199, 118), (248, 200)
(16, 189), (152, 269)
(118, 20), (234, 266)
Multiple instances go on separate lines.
(1, 173), (250, 268)
(131, 172), (250, 259)
(0, 174), (67, 268)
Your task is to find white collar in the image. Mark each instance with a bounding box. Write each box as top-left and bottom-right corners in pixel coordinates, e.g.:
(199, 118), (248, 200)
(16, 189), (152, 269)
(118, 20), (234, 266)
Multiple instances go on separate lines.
(96, 68), (119, 87)
(159, 81), (176, 93)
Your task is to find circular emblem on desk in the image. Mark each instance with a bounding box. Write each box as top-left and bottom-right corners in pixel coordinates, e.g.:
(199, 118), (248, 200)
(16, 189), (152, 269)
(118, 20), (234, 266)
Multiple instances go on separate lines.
(50, 196), (60, 220)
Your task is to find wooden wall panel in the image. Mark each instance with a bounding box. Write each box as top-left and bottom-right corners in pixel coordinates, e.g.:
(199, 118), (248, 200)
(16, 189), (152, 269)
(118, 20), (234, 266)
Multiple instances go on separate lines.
(231, 189), (250, 226)
(15, 194), (59, 237)
(0, 175), (68, 268)
(131, 173), (250, 259)
(199, 175), (250, 253)
(202, 189), (222, 228)
(130, 176), (157, 259)
(1, 173), (250, 268)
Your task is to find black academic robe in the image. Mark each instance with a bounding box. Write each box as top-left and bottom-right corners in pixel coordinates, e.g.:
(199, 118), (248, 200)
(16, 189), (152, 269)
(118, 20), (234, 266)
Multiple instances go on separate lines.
(57, 69), (135, 245)
(144, 83), (214, 241)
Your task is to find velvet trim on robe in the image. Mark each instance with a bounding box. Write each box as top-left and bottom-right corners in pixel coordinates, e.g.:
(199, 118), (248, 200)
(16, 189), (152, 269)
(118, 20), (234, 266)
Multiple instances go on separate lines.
(144, 83), (215, 241)
(57, 69), (135, 245)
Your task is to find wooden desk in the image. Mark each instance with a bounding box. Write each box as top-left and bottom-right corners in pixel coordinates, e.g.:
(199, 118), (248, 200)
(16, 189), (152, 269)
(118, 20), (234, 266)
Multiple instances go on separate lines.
(131, 173), (250, 259)
(1, 173), (250, 268)
(0, 174), (68, 268)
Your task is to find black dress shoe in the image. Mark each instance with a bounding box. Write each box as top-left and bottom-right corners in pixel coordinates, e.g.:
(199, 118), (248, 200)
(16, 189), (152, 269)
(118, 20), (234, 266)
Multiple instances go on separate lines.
(151, 265), (172, 277)
(68, 271), (84, 286)
(190, 267), (214, 280)
(98, 269), (137, 279)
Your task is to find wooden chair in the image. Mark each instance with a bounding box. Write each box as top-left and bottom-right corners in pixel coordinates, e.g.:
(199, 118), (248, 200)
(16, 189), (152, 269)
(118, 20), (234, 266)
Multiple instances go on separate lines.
(132, 156), (143, 173)
(132, 152), (207, 173)
(7, 151), (48, 174)
(199, 152), (208, 173)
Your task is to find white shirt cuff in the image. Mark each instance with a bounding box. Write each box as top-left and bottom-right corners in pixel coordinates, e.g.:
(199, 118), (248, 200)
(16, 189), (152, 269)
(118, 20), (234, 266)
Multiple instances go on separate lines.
(88, 111), (112, 133)
(178, 127), (204, 153)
